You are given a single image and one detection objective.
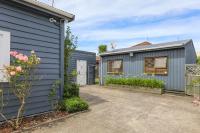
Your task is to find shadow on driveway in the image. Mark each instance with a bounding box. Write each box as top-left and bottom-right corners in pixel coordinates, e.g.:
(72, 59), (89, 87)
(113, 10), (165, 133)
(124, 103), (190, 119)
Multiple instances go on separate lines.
(80, 92), (108, 106)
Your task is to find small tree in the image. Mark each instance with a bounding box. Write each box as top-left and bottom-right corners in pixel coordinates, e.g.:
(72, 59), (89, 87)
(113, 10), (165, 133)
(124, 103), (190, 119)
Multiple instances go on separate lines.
(98, 45), (107, 54)
(64, 26), (78, 85)
(63, 26), (78, 99)
(0, 50), (40, 129)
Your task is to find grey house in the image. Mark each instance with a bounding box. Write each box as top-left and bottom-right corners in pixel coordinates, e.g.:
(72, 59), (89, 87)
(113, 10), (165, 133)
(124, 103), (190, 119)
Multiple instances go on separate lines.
(99, 40), (196, 92)
(0, 0), (74, 121)
(68, 50), (96, 85)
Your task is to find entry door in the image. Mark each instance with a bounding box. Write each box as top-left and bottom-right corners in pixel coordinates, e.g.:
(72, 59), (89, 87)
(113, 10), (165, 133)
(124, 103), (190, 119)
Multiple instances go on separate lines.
(77, 60), (87, 85)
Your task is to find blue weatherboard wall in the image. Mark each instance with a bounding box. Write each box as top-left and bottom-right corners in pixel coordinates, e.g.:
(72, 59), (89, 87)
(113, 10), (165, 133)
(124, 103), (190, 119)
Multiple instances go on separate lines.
(101, 47), (195, 92)
(68, 50), (96, 85)
(0, 1), (65, 121)
(185, 41), (197, 64)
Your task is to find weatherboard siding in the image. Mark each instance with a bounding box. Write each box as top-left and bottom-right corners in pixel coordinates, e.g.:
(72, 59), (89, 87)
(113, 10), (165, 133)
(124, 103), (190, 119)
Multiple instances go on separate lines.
(185, 41), (197, 64)
(101, 48), (186, 91)
(0, 1), (63, 121)
(68, 50), (96, 85)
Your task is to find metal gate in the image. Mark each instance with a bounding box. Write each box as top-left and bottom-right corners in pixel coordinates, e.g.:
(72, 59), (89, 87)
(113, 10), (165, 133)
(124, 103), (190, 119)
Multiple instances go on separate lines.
(185, 64), (200, 99)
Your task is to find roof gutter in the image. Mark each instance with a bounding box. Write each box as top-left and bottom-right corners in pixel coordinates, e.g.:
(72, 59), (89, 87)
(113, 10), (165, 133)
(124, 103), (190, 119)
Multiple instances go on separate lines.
(12, 0), (75, 22)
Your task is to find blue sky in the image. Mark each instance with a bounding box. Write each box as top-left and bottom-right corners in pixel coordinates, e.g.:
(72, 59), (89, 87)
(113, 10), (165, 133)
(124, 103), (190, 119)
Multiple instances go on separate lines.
(40, 0), (200, 53)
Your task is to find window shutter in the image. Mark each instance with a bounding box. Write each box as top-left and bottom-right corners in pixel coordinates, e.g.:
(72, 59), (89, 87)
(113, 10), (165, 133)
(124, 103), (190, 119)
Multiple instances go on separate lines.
(0, 30), (10, 82)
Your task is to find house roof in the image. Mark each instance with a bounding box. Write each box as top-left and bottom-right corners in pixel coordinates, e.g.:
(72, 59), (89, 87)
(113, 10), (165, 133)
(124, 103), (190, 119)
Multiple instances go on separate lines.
(100, 39), (193, 56)
(12, 0), (75, 22)
(130, 41), (152, 47)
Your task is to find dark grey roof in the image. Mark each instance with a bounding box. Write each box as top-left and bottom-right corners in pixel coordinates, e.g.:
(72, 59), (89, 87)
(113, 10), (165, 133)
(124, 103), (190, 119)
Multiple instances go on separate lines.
(100, 39), (192, 56)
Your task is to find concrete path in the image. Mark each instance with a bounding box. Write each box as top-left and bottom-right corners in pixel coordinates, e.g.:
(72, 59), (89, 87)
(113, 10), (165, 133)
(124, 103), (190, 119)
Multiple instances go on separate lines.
(33, 85), (200, 133)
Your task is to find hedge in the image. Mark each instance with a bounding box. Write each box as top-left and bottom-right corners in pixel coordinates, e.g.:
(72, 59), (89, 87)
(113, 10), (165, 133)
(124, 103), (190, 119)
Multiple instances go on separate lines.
(105, 77), (164, 89)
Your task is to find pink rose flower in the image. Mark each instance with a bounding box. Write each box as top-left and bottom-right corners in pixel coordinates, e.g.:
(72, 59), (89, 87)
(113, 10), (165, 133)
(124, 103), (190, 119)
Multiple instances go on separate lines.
(10, 51), (18, 57)
(23, 56), (28, 62)
(16, 66), (22, 72)
(10, 71), (16, 76)
(16, 54), (24, 61)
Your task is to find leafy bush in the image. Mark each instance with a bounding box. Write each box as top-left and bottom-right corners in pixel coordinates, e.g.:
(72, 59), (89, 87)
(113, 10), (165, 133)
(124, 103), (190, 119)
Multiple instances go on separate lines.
(60, 97), (89, 113)
(197, 56), (200, 65)
(48, 80), (61, 111)
(95, 78), (99, 84)
(63, 83), (79, 99)
(98, 45), (107, 54)
(105, 77), (164, 89)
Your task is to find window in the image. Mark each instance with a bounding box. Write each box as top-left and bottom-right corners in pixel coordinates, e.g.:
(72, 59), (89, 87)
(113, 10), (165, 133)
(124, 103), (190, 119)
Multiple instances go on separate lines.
(0, 30), (10, 82)
(107, 60), (123, 74)
(145, 57), (168, 75)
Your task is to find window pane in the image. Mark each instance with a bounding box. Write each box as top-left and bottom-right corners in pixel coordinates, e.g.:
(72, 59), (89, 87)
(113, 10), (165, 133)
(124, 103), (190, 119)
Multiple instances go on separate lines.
(107, 60), (123, 74)
(144, 57), (168, 75)
(113, 60), (122, 69)
(155, 57), (167, 68)
(108, 61), (113, 72)
(145, 58), (155, 74)
(145, 58), (154, 68)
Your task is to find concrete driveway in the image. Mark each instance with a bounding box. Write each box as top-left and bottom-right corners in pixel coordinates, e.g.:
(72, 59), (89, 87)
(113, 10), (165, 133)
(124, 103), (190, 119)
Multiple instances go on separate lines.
(33, 85), (200, 133)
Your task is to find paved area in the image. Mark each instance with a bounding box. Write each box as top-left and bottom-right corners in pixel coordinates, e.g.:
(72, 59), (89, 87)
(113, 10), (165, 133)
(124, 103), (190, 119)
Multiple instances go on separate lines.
(33, 85), (200, 133)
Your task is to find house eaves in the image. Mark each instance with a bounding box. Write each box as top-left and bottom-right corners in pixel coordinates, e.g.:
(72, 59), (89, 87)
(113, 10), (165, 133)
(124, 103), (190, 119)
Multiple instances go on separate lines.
(12, 0), (75, 22)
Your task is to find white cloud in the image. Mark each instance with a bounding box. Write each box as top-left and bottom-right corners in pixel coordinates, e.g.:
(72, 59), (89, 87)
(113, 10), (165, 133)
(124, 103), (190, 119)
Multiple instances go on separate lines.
(41, 0), (200, 22)
(39, 0), (200, 51)
(75, 16), (200, 41)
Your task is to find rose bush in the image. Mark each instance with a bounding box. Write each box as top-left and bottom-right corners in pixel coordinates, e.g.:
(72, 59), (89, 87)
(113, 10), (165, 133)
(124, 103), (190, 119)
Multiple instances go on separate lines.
(0, 50), (41, 129)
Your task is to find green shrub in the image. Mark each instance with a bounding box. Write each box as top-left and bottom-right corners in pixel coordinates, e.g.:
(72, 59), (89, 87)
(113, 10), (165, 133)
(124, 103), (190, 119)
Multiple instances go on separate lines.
(197, 56), (200, 65)
(63, 83), (79, 99)
(98, 45), (107, 54)
(60, 97), (89, 113)
(105, 77), (164, 89)
(95, 78), (99, 84)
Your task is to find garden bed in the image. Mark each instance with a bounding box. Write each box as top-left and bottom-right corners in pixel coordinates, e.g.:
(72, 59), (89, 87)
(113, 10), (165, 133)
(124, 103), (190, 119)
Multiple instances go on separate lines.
(105, 77), (164, 94)
(0, 109), (90, 133)
(0, 111), (68, 133)
(105, 84), (163, 94)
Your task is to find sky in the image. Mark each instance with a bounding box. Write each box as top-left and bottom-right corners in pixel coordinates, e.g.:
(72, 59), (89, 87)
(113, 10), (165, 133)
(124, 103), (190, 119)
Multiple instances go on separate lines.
(40, 0), (200, 53)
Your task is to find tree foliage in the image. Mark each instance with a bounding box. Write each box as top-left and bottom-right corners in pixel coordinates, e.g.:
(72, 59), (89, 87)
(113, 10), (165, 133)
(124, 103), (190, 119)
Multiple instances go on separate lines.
(197, 56), (200, 65)
(98, 44), (107, 54)
(63, 26), (78, 99)
(64, 26), (78, 85)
